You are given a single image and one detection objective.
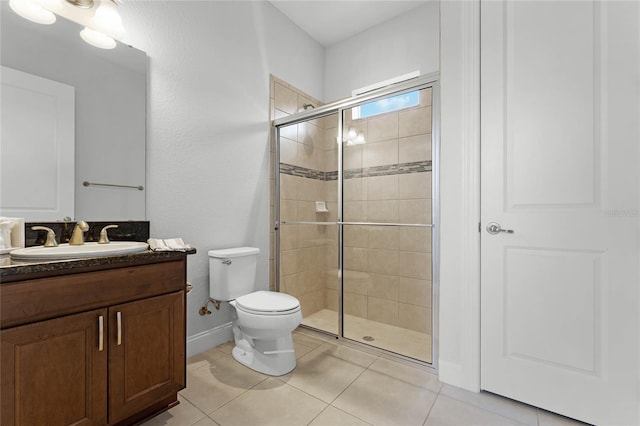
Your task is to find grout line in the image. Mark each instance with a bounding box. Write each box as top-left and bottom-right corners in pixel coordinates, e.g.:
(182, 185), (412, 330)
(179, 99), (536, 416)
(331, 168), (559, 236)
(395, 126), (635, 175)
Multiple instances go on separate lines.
(205, 375), (270, 419)
(326, 352), (380, 405)
(205, 415), (222, 426)
(421, 391), (441, 426)
(305, 405), (331, 426)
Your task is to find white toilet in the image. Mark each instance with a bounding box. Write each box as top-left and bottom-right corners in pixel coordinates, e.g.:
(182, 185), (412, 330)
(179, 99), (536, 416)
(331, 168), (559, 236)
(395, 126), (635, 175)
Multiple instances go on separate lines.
(208, 247), (302, 376)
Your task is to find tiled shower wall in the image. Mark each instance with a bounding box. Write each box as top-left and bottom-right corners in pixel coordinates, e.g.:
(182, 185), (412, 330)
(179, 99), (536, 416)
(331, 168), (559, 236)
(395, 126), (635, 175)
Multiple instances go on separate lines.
(339, 88), (433, 334)
(269, 76), (333, 317)
(271, 77), (433, 335)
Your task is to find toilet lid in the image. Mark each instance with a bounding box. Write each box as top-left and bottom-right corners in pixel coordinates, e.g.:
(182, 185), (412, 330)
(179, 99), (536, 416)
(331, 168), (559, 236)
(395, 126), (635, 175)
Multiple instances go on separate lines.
(235, 291), (300, 315)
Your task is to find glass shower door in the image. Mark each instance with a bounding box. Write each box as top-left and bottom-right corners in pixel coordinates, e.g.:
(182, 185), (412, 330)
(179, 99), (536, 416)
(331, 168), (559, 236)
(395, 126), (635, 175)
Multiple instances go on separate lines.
(277, 112), (340, 335)
(341, 87), (434, 363)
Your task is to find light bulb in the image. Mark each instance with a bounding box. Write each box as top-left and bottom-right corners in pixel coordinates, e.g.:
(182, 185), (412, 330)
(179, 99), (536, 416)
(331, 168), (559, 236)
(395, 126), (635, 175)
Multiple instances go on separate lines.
(9, 0), (56, 25)
(95, 0), (121, 26)
(93, 0), (124, 38)
(80, 27), (116, 49)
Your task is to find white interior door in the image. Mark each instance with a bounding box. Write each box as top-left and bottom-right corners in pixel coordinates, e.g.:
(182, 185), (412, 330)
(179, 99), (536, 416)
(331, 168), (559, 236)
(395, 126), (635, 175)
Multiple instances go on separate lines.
(480, 1), (639, 425)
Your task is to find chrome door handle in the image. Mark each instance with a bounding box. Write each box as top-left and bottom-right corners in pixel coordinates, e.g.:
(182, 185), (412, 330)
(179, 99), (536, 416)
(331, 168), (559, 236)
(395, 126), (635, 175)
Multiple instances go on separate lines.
(486, 222), (514, 235)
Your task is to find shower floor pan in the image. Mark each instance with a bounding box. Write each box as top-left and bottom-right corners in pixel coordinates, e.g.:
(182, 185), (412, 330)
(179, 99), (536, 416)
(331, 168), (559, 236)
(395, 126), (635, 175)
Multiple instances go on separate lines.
(302, 308), (431, 363)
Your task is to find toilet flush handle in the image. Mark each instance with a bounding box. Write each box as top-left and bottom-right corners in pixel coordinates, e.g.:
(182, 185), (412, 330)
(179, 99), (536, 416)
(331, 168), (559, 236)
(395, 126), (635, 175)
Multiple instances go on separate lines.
(222, 259), (232, 265)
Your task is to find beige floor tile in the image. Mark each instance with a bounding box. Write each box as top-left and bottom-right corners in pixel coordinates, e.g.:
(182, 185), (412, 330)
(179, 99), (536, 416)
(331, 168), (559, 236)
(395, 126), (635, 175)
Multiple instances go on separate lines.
(180, 355), (268, 415)
(193, 417), (220, 426)
(187, 348), (228, 371)
(309, 406), (371, 426)
(280, 350), (366, 403)
(333, 369), (437, 426)
(315, 341), (379, 368)
(193, 418), (221, 426)
(210, 378), (326, 426)
(439, 385), (538, 426)
(368, 357), (441, 393)
(425, 395), (525, 426)
(215, 340), (235, 354)
(142, 395), (206, 426)
(537, 409), (590, 426)
(294, 341), (316, 359)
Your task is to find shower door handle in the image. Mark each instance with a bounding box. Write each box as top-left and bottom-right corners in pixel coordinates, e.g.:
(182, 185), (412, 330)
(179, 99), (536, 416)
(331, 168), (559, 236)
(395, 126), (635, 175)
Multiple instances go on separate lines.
(486, 222), (514, 235)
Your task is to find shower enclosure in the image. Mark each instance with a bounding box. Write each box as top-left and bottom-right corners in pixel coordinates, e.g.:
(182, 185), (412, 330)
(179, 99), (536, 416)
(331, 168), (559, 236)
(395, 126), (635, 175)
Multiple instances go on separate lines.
(273, 74), (438, 366)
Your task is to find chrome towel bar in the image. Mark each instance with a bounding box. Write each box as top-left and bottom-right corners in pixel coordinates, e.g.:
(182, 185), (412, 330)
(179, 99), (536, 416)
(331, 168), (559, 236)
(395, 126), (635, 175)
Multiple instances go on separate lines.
(83, 181), (144, 191)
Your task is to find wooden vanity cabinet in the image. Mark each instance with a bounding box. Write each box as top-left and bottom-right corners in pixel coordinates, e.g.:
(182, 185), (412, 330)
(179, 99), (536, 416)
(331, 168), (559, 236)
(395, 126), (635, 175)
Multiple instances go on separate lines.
(109, 291), (185, 424)
(1, 309), (109, 426)
(0, 257), (187, 426)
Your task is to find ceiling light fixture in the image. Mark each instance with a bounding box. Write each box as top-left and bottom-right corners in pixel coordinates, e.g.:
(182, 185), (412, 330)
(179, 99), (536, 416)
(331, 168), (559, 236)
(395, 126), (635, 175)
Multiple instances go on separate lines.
(80, 26), (116, 49)
(66, 0), (93, 8)
(78, 0), (124, 49)
(9, 0), (58, 25)
(9, 0), (125, 50)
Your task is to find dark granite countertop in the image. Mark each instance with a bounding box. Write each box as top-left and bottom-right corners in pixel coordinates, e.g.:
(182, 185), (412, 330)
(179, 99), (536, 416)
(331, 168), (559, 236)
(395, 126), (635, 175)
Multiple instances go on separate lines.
(0, 248), (196, 283)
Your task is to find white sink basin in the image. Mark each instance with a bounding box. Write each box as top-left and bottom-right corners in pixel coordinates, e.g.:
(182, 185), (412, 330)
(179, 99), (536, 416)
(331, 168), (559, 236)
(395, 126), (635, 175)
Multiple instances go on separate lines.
(10, 241), (149, 261)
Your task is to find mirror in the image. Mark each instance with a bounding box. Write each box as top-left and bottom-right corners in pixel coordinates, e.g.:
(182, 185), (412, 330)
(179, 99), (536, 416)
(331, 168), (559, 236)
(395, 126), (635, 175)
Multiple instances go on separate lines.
(0, 4), (146, 221)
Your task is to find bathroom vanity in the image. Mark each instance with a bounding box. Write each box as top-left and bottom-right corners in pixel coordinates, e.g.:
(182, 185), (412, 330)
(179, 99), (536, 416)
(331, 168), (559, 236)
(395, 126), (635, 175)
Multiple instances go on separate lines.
(0, 250), (192, 426)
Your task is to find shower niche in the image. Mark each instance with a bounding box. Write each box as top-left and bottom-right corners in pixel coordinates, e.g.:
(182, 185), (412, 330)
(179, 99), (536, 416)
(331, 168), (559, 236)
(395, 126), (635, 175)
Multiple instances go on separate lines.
(272, 75), (437, 365)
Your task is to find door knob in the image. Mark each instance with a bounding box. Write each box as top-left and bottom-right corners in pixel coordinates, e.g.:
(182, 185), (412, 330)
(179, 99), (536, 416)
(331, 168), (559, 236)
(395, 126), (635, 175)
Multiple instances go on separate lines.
(486, 222), (514, 235)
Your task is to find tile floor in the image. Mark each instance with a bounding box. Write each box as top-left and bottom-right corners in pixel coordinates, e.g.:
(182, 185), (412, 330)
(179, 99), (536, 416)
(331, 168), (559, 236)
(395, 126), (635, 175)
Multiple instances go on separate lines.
(302, 309), (431, 362)
(142, 328), (588, 426)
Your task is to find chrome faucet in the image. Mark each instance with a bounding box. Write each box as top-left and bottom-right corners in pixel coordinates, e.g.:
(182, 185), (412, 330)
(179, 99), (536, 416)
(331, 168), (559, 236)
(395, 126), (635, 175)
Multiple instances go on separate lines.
(69, 221), (89, 245)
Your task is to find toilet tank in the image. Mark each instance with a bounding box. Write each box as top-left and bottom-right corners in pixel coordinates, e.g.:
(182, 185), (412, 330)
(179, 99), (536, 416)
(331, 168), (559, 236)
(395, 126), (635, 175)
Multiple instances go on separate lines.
(208, 247), (260, 301)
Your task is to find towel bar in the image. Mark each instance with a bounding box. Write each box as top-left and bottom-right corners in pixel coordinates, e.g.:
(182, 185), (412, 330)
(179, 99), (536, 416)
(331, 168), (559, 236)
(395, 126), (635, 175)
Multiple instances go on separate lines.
(83, 181), (144, 191)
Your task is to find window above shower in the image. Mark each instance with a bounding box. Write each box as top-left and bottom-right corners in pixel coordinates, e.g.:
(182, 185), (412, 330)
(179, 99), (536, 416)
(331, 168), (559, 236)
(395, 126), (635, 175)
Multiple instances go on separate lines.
(351, 90), (420, 120)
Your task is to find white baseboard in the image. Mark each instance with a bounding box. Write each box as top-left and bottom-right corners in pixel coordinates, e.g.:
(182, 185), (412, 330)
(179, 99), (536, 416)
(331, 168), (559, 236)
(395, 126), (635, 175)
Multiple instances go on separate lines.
(187, 322), (233, 358)
(438, 360), (465, 389)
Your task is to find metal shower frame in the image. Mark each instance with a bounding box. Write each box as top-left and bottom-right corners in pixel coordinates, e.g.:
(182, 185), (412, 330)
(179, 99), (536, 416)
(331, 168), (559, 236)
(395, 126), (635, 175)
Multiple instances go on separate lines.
(273, 73), (440, 371)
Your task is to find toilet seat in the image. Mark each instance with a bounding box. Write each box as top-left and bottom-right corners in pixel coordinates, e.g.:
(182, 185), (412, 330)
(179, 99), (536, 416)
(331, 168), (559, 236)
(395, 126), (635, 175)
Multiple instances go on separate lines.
(235, 291), (300, 316)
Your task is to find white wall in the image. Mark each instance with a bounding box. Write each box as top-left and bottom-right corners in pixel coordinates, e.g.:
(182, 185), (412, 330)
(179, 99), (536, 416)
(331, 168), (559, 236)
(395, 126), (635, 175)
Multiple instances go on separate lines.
(120, 1), (325, 354)
(323, 2), (439, 102)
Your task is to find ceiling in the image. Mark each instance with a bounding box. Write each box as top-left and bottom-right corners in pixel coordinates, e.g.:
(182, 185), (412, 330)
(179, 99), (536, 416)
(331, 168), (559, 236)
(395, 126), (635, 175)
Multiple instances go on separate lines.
(269, 1), (430, 47)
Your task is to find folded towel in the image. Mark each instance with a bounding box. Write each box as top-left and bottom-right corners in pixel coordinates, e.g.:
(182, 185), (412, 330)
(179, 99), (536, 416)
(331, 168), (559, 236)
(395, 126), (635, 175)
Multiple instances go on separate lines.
(148, 237), (192, 252)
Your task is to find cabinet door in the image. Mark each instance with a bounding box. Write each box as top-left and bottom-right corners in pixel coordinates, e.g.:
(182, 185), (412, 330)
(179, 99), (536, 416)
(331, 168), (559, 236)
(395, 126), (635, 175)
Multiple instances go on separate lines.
(108, 291), (185, 424)
(1, 309), (108, 426)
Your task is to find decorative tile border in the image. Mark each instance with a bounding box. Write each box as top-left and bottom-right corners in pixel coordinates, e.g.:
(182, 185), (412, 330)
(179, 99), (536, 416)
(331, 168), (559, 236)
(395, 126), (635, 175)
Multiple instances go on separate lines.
(279, 161), (431, 181)
(279, 163), (326, 180)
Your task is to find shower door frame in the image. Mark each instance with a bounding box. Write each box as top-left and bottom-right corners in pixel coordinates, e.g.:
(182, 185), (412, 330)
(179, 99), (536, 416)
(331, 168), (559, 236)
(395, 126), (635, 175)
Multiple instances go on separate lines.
(274, 73), (440, 370)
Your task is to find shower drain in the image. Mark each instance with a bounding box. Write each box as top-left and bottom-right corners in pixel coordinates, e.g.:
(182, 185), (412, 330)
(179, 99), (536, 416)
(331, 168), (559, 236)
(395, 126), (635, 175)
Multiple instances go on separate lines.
(362, 336), (375, 342)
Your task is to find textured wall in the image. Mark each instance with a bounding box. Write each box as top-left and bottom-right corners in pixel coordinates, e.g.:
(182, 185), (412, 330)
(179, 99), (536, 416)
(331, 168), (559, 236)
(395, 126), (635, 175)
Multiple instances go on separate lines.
(120, 2), (324, 350)
(324, 2), (439, 102)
